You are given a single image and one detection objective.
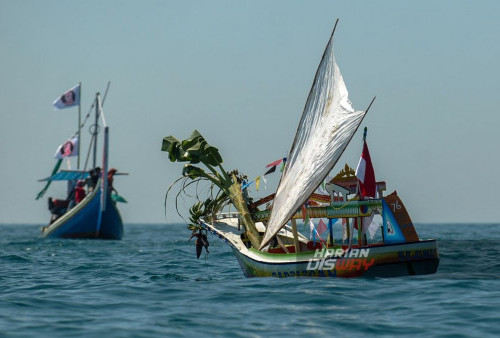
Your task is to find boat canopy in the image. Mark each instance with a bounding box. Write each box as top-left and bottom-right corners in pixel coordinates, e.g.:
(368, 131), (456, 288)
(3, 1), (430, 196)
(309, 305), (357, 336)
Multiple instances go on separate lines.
(260, 24), (367, 250)
(38, 170), (89, 182)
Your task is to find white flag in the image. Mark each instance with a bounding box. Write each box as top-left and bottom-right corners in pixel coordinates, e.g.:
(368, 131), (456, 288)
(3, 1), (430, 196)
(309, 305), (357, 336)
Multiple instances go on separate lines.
(54, 136), (79, 159)
(362, 213), (381, 239)
(309, 219), (315, 240)
(342, 219), (348, 241)
(53, 84), (80, 109)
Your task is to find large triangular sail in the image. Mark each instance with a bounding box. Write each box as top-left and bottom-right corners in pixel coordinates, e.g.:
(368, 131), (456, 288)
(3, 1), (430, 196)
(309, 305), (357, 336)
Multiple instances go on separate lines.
(259, 25), (367, 250)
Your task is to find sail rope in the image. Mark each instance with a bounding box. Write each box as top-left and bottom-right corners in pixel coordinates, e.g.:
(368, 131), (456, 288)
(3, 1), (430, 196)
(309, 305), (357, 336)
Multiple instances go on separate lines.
(67, 82), (110, 143)
(82, 131), (96, 171)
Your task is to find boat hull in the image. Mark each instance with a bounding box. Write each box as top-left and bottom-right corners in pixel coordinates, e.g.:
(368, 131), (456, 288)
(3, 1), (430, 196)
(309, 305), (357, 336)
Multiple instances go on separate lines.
(41, 187), (123, 240)
(203, 217), (438, 278)
(232, 240), (439, 278)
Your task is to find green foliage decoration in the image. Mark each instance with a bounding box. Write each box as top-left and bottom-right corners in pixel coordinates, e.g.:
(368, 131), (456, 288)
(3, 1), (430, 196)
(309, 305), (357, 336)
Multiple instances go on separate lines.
(161, 130), (261, 248)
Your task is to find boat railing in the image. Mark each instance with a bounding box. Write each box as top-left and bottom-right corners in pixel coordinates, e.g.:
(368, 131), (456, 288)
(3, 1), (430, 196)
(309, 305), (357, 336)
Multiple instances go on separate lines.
(252, 199), (384, 222)
(215, 212), (241, 220)
(214, 199), (384, 223)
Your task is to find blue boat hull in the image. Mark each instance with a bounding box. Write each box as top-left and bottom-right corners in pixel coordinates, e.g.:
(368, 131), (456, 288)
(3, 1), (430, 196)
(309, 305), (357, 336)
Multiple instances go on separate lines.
(41, 187), (123, 239)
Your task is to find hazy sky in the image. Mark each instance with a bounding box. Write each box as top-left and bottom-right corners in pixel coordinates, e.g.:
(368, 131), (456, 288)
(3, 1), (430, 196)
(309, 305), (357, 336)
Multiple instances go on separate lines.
(1, 0), (498, 225)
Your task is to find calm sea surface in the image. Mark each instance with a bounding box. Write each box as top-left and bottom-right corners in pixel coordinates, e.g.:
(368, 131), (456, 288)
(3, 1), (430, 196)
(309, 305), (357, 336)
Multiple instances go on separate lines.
(1, 223), (499, 337)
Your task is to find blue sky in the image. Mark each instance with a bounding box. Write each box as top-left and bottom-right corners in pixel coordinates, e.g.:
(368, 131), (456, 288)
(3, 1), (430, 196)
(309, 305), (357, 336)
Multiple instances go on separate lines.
(1, 0), (498, 224)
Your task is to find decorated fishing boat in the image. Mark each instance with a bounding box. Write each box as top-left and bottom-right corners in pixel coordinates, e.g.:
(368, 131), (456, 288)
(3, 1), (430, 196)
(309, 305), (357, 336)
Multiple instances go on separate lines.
(37, 86), (126, 239)
(161, 21), (439, 278)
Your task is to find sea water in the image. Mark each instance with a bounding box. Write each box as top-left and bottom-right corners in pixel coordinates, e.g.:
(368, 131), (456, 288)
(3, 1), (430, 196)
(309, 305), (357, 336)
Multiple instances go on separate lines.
(1, 223), (499, 337)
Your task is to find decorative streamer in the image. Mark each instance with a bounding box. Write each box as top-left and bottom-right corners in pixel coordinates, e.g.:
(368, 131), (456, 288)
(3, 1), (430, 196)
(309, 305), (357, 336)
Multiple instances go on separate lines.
(36, 159), (63, 200)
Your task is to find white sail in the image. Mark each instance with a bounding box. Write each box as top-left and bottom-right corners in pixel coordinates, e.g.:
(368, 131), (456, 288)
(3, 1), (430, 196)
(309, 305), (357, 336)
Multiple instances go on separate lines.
(259, 30), (366, 250)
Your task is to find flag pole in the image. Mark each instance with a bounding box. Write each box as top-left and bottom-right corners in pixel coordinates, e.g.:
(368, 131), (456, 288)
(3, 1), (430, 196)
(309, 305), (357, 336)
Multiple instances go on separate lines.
(77, 82), (82, 169)
(93, 93), (99, 169)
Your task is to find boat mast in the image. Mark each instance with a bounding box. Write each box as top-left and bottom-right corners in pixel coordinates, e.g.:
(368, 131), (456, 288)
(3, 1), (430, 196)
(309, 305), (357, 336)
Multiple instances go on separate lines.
(77, 82), (82, 169)
(96, 92), (109, 237)
(92, 93), (100, 169)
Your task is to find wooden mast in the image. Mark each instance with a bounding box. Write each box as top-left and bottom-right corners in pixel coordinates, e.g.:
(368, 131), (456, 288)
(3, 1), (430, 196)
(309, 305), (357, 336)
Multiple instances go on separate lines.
(96, 92), (108, 237)
(291, 218), (300, 253)
(92, 93), (99, 169)
(77, 82), (82, 169)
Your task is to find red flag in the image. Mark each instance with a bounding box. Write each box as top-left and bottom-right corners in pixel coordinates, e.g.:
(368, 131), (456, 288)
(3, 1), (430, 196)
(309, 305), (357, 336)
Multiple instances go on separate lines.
(317, 219), (327, 235)
(355, 140), (376, 198)
(266, 158), (283, 168)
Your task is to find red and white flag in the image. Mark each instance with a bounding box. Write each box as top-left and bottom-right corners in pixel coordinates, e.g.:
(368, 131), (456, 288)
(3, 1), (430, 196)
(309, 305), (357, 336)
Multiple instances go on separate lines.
(309, 219), (327, 244)
(54, 136), (79, 159)
(53, 84), (80, 109)
(355, 140), (376, 198)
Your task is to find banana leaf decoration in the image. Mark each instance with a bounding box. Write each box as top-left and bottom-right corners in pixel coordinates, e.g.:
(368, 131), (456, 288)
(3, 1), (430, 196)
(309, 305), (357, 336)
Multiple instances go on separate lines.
(161, 130), (261, 249)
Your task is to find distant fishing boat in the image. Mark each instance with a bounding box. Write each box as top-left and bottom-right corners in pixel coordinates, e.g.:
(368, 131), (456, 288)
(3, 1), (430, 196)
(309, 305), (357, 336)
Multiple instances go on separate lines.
(37, 86), (126, 239)
(161, 20), (439, 278)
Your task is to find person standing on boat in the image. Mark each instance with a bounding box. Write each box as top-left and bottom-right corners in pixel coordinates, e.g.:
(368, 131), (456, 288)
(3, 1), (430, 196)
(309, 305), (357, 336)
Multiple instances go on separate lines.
(88, 167), (101, 191)
(107, 168), (118, 194)
(75, 180), (86, 203)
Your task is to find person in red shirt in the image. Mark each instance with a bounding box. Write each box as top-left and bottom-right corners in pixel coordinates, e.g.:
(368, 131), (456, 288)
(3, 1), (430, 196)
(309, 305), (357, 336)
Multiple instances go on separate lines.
(107, 168), (118, 194)
(75, 180), (86, 203)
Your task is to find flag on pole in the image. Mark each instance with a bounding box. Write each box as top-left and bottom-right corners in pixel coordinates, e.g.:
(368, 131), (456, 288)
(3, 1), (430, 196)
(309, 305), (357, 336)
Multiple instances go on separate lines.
(266, 158), (283, 168)
(362, 213), (380, 239)
(53, 84), (80, 109)
(264, 166), (276, 175)
(309, 219), (316, 241)
(255, 176), (261, 191)
(54, 136), (79, 159)
(342, 218), (348, 241)
(317, 219), (327, 236)
(280, 157), (287, 172)
(309, 219), (327, 245)
(242, 180), (253, 190)
(355, 139), (376, 198)
(301, 204), (307, 221)
(261, 175), (267, 190)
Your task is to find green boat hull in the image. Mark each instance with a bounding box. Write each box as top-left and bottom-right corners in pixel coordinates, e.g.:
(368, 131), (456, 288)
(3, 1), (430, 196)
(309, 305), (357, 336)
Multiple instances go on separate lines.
(231, 240), (439, 278)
